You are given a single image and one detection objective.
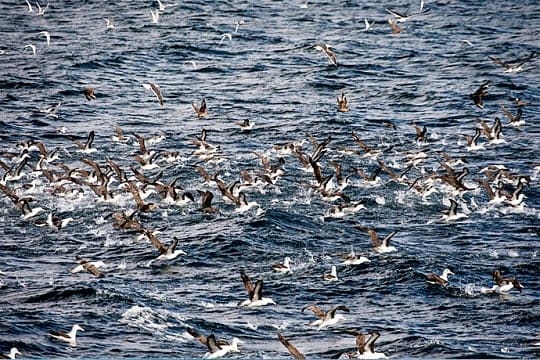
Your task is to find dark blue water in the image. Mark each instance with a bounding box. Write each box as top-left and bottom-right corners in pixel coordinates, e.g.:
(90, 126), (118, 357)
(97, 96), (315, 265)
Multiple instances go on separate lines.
(1, 0), (539, 358)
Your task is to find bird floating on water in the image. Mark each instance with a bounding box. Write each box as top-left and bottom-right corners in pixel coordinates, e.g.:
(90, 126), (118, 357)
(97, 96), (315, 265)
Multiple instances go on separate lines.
(425, 268), (454, 286)
(238, 270), (276, 307)
(49, 324), (84, 346)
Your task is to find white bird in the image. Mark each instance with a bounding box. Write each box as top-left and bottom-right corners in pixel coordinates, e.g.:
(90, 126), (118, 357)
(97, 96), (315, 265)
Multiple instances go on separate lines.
(271, 257), (292, 273)
(39, 31), (50, 46)
(105, 18), (116, 29)
(342, 249), (370, 266)
(24, 44), (36, 56)
(156, 0), (166, 11)
(323, 265), (338, 281)
(1, 347), (21, 360)
(203, 335), (242, 359)
(49, 324), (84, 346)
(302, 304), (349, 329)
(25, 0), (33, 12)
(150, 9), (159, 24)
(219, 33), (232, 45)
(364, 18), (374, 31)
(234, 20), (244, 33)
(35, 1), (48, 15)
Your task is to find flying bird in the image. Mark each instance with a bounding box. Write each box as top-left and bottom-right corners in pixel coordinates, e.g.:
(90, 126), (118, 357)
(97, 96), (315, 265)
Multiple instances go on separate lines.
(142, 82), (164, 106)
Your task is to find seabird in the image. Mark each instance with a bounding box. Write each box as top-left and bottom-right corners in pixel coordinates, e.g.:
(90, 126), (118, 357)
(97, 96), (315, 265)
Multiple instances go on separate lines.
(105, 17), (116, 29)
(470, 80), (489, 109)
(364, 18), (374, 31)
(235, 119), (253, 131)
(488, 52), (537, 73)
(24, 44), (36, 56)
(413, 123), (427, 143)
(25, 0), (33, 12)
(142, 82), (163, 106)
(198, 190), (218, 213)
(219, 33), (232, 45)
(346, 330), (386, 359)
(425, 268), (454, 286)
(111, 126), (130, 143)
(355, 226), (397, 253)
(492, 270), (524, 293)
(441, 199), (467, 221)
(271, 257), (292, 273)
(192, 98), (208, 118)
(463, 128), (485, 151)
(38, 30), (50, 46)
(313, 43), (337, 66)
(144, 231), (186, 260)
(278, 333), (305, 360)
(323, 265), (338, 281)
(187, 327), (231, 348)
(387, 18), (402, 34)
(500, 104), (524, 126)
(238, 270), (276, 307)
(35, 1), (48, 15)
(342, 249), (370, 266)
(150, 9), (159, 23)
(72, 130), (96, 153)
(234, 19), (244, 33)
(0, 348), (21, 360)
(203, 334), (242, 359)
(49, 324), (84, 346)
(302, 304), (349, 329)
(71, 256), (105, 278)
(84, 86), (96, 101)
(35, 213), (73, 231)
(18, 199), (45, 220)
(337, 92), (350, 112)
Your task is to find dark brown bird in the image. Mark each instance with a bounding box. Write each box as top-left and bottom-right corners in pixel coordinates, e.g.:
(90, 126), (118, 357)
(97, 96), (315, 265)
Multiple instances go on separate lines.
(492, 270), (524, 292)
(470, 80), (490, 109)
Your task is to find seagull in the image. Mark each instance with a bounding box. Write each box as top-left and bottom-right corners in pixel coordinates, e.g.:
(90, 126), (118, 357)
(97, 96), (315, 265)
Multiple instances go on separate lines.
(144, 231), (186, 260)
(470, 80), (490, 109)
(192, 98), (208, 118)
(302, 304), (349, 329)
(313, 43), (337, 66)
(150, 9), (159, 24)
(238, 270), (276, 307)
(278, 333), (305, 360)
(492, 269), (524, 293)
(71, 256), (105, 278)
(346, 330), (386, 359)
(337, 92), (349, 112)
(105, 17), (116, 29)
(0, 347), (21, 360)
(425, 268), (454, 286)
(84, 86), (96, 101)
(142, 82), (164, 106)
(24, 44), (36, 56)
(364, 18), (374, 31)
(49, 324), (84, 346)
(39, 31), (50, 46)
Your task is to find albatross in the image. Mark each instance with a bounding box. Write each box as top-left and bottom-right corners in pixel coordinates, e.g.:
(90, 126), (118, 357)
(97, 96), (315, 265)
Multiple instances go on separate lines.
(238, 270), (276, 307)
(302, 304), (349, 329)
(49, 324), (84, 346)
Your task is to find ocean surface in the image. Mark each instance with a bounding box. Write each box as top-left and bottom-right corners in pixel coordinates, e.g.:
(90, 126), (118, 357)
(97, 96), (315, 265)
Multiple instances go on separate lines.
(0, 0), (539, 358)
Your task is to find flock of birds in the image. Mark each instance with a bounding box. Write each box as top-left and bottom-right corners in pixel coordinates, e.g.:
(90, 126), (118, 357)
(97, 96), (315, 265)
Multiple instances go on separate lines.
(1, 0), (538, 359)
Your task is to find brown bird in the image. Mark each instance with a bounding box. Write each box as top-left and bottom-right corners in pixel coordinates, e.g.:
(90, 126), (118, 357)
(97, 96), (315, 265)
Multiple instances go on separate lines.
(72, 255), (104, 278)
(277, 333), (305, 360)
(470, 80), (490, 109)
(388, 18), (402, 34)
(337, 92), (349, 112)
(198, 190), (218, 213)
(83, 86), (96, 101)
(192, 98), (208, 118)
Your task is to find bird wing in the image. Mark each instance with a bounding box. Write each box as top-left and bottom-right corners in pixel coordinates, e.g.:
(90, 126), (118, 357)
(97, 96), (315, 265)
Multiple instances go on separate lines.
(365, 331), (380, 353)
(278, 333), (306, 360)
(382, 231), (397, 246)
(368, 229), (382, 247)
(240, 270), (254, 297)
(302, 304), (325, 320)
